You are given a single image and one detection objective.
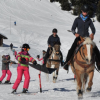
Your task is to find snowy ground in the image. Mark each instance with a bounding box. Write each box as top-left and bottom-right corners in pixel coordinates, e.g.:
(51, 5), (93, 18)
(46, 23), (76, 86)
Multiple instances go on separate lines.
(0, 0), (100, 100)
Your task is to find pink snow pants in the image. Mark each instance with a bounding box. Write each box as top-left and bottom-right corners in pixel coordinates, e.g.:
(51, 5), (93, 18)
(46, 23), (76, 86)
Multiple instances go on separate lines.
(12, 66), (30, 90)
(0, 70), (12, 81)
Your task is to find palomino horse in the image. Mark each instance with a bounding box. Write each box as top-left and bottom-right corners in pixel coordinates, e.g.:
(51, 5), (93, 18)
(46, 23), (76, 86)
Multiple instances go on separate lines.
(70, 37), (95, 98)
(46, 44), (61, 83)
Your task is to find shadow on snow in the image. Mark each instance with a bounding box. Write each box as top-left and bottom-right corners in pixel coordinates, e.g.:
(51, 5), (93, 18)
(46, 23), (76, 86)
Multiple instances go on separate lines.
(91, 91), (100, 97)
(3, 43), (18, 48)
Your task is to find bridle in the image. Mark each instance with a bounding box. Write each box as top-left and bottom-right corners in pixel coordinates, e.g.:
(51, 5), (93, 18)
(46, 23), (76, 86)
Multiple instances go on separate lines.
(75, 43), (95, 69)
(48, 45), (61, 62)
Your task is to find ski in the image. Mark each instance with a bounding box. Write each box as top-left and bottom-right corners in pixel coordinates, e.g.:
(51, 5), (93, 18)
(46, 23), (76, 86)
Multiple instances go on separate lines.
(9, 91), (40, 96)
(0, 83), (14, 85)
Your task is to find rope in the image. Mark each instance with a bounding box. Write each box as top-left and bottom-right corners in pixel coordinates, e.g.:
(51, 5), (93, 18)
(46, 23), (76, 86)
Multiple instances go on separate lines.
(48, 59), (61, 62)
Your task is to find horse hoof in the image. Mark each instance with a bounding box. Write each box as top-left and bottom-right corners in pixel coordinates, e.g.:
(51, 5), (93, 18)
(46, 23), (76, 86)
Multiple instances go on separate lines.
(53, 81), (56, 83)
(86, 87), (92, 92)
(78, 90), (83, 97)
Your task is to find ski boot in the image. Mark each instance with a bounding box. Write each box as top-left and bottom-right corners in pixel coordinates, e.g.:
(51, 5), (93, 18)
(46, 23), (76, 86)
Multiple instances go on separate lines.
(22, 88), (28, 93)
(12, 89), (16, 93)
(0, 81), (2, 84)
(4, 80), (11, 84)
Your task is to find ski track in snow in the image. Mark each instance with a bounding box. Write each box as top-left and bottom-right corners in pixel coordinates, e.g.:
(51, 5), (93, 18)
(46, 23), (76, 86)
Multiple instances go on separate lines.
(0, 0), (100, 100)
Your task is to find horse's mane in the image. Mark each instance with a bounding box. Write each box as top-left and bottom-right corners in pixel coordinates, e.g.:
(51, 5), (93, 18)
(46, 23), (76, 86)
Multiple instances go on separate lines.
(83, 37), (95, 47)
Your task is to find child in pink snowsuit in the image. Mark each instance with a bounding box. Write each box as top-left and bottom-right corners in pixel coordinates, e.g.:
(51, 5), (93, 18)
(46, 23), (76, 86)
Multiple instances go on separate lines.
(12, 44), (37, 93)
(0, 55), (12, 84)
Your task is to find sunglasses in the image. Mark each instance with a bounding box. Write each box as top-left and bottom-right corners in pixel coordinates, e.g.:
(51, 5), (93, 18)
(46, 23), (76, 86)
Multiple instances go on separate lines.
(23, 48), (30, 51)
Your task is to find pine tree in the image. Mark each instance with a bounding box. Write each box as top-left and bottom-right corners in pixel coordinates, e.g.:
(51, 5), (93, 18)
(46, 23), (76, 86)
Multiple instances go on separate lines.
(61, 0), (71, 11)
(50, 0), (54, 2)
(70, 0), (75, 6)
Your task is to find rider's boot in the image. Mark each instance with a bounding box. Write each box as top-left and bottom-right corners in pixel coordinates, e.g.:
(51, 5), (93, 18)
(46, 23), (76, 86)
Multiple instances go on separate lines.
(60, 51), (64, 66)
(43, 47), (51, 66)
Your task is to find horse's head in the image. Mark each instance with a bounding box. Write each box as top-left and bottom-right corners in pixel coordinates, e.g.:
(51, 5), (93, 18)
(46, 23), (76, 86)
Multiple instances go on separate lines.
(80, 37), (95, 64)
(53, 42), (61, 55)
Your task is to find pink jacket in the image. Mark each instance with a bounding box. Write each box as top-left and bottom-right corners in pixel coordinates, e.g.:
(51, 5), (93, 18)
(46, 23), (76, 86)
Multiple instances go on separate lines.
(16, 51), (35, 67)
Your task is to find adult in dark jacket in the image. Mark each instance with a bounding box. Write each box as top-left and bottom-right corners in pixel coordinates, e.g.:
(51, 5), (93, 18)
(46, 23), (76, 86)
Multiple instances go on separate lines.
(0, 55), (12, 84)
(64, 4), (100, 71)
(44, 28), (63, 66)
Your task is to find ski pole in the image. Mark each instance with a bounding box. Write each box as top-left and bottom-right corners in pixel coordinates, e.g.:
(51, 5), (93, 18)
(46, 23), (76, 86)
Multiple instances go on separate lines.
(38, 72), (42, 93)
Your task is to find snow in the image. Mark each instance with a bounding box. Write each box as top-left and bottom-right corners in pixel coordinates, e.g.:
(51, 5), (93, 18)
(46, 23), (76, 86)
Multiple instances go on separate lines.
(0, 0), (100, 100)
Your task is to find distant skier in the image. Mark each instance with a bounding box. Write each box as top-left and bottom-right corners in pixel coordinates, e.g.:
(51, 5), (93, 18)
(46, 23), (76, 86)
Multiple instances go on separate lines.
(10, 43), (13, 50)
(37, 50), (46, 64)
(0, 54), (12, 84)
(12, 43), (37, 93)
(14, 21), (16, 26)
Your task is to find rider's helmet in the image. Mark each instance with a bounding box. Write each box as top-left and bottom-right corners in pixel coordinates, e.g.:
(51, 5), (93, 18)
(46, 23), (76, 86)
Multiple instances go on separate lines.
(22, 43), (30, 51)
(52, 28), (58, 33)
(81, 4), (89, 12)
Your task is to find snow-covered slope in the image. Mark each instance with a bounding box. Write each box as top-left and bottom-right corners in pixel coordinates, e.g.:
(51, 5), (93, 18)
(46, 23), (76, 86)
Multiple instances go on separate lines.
(0, 0), (100, 100)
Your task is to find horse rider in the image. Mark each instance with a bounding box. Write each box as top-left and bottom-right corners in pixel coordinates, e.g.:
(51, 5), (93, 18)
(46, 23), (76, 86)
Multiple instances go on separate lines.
(64, 4), (100, 71)
(43, 28), (64, 66)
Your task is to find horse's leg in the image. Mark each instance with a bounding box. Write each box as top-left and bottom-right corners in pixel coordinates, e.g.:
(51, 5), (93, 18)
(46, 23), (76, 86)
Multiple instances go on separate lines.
(82, 74), (88, 93)
(86, 71), (94, 92)
(53, 71), (56, 83)
(75, 70), (83, 97)
(55, 68), (59, 80)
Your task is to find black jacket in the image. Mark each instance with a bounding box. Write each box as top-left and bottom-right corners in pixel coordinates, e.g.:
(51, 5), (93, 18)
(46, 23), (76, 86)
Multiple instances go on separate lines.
(47, 34), (61, 47)
(71, 16), (96, 37)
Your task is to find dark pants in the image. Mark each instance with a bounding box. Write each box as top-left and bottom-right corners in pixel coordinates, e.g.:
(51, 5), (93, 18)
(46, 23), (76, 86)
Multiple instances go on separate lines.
(44, 47), (63, 64)
(65, 37), (81, 63)
(65, 37), (100, 65)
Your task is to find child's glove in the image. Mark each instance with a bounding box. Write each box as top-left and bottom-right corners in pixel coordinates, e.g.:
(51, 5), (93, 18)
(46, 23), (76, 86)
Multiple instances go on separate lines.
(33, 61), (37, 65)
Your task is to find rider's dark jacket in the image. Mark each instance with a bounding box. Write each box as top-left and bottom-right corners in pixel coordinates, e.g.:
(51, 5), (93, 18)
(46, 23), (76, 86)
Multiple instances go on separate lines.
(71, 16), (96, 37)
(47, 34), (61, 47)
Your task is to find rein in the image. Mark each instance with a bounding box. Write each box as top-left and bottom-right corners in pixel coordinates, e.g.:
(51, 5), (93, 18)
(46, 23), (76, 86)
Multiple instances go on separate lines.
(74, 45), (95, 69)
(48, 59), (61, 62)
(75, 55), (95, 68)
(48, 46), (61, 63)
